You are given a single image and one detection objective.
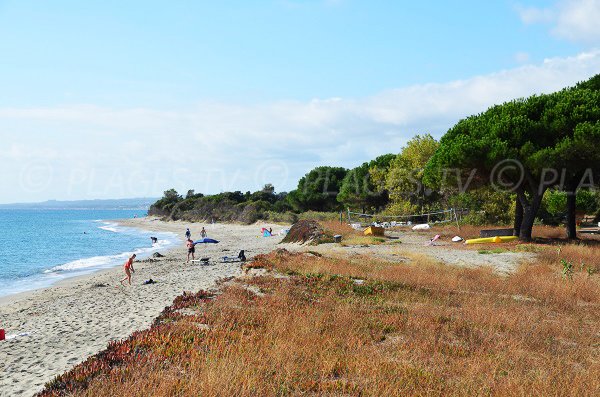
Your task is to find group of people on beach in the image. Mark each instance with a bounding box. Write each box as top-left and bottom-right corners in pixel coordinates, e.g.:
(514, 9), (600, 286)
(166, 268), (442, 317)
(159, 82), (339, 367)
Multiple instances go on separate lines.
(120, 226), (208, 286)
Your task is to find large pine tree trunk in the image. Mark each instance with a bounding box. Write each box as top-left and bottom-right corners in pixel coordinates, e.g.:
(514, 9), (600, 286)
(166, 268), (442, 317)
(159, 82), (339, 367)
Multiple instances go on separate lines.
(565, 190), (577, 240)
(513, 197), (523, 237)
(519, 207), (536, 242)
(517, 191), (544, 242)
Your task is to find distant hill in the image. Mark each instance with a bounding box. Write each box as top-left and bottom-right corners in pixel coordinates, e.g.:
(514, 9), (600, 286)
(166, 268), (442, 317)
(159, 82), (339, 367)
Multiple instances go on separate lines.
(0, 198), (159, 210)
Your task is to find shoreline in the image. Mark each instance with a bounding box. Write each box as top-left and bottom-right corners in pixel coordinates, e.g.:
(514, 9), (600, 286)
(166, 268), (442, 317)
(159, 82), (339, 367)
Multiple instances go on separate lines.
(0, 217), (179, 307)
(0, 218), (287, 396)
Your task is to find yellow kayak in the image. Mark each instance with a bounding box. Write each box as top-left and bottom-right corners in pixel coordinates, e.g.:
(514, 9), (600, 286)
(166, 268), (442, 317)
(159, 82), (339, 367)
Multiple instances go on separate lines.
(465, 236), (518, 244)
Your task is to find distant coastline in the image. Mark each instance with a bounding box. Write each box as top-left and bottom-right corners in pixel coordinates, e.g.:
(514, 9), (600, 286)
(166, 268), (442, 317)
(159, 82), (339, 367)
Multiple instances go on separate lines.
(0, 197), (158, 210)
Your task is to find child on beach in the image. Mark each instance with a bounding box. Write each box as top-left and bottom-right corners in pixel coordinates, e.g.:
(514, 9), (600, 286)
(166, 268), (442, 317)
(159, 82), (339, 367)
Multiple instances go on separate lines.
(200, 227), (207, 238)
(120, 254), (136, 286)
(185, 228), (191, 239)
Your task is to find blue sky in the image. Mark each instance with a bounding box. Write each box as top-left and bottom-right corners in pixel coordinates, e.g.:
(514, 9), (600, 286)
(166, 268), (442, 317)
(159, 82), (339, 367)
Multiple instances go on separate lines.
(1, 0), (599, 203)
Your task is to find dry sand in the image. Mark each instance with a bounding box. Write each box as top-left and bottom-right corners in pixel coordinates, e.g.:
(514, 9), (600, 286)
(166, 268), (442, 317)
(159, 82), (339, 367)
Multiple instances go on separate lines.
(0, 218), (287, 396)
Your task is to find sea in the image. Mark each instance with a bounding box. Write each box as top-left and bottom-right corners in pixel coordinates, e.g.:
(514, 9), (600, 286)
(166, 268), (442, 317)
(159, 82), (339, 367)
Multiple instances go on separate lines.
(0, 209), (178, 299)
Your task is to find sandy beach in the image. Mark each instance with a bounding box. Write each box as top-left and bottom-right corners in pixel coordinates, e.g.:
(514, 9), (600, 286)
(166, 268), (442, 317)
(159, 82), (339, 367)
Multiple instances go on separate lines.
(0, 218), (287, 396)
(0, 218), (536, 396)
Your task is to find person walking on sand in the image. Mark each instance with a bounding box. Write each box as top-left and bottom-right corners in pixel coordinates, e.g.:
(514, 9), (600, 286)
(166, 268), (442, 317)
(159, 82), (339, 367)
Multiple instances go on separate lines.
(185, 228), (191, 240)
(186, 238), (195, 262)
(120, 254), (136, 286)
(200, 227), (207, 238)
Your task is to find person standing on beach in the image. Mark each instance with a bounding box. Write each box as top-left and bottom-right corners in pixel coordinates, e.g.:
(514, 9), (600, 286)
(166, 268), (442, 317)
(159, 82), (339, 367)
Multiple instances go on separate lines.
(120, 254), (136, 286)
(186, 238), (195, 262)
(200, 227), (207, 238)
(185, 228), (191, 239)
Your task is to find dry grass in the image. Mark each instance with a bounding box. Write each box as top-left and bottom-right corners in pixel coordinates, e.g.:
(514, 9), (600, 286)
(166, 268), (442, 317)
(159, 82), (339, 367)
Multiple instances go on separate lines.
(339, 235), (389, 246)
(320, 220), (361, 238)
(40, 249), (600, 397)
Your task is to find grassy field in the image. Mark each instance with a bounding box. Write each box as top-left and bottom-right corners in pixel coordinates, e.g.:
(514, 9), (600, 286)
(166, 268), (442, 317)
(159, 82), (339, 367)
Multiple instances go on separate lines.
(39, 232), (600, 396)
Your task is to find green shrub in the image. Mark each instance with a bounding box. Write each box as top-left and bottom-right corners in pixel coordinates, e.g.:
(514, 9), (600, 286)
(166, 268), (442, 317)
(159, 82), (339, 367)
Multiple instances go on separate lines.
(298, 211), (341, 221)
(264, 211), (298, 224)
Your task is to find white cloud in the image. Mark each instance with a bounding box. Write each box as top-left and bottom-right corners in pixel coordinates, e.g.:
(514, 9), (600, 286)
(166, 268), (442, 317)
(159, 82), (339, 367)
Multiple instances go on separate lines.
(516, 0), (600, 42)
(555, 0), (600, 42)
(1, 50), (600, 202)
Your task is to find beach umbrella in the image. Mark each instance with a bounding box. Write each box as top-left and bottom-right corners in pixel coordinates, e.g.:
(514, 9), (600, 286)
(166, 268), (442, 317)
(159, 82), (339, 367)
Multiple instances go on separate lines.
(193, 238), (219, 245)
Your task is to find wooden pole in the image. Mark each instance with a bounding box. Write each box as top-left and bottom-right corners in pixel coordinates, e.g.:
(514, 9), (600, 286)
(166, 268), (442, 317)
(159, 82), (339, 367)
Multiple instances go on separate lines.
(453, 208), (460, 230)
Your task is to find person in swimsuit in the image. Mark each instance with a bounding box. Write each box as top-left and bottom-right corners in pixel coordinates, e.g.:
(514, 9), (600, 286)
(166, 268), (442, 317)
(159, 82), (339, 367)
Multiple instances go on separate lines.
(200, 227), (207, 238)
(120, 254), (136, 286)
(186, 238), (195, 262)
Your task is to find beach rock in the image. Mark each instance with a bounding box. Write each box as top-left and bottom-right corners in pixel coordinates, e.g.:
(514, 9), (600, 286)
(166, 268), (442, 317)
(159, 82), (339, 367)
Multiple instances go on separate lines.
(152, 252), (164, 258)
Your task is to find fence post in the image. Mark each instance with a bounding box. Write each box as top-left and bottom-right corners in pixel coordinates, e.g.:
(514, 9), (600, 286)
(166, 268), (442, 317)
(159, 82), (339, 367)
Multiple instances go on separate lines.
(453, 208), (460, 230)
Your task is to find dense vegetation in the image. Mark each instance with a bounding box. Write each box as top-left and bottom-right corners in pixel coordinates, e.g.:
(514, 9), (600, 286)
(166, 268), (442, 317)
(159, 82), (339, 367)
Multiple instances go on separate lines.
(150, 74), (600, 240)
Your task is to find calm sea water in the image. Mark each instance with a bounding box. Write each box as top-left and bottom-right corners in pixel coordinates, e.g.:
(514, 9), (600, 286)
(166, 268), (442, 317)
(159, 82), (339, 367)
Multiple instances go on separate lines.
(0, 209), (178, 298)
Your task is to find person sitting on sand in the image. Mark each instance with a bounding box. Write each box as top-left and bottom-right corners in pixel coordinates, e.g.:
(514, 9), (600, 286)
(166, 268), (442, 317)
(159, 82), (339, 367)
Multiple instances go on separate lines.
(200, 227), (207, 238)
(120, 254), (136, 286)
(186, 238), (195, 262)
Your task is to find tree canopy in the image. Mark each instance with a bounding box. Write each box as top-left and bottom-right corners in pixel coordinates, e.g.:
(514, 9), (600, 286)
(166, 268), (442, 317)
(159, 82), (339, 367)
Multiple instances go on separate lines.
(287, 166), (348, 212)
(337, 154), (395, 212)
(385, 134), (439, 213)
(424, 74), (600, 240)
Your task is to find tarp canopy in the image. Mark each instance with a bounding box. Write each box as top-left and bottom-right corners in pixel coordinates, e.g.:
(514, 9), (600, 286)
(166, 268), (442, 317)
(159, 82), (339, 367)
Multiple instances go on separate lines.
(261, 227), (272, 237)
(194, 238), (219, 244)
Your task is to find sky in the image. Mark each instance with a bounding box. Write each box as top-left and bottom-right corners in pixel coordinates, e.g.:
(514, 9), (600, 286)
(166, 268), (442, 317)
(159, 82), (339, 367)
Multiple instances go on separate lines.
(1, 0), (599, 203)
